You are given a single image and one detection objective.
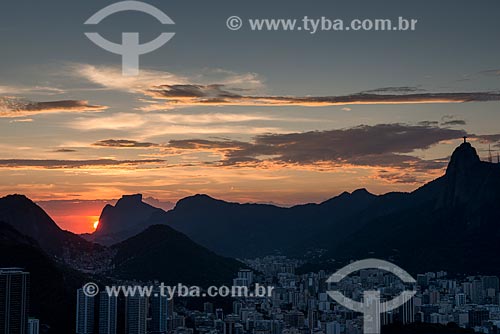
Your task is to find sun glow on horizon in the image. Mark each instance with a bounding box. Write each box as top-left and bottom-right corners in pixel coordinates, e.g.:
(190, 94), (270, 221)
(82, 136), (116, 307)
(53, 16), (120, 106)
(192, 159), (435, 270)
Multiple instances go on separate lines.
(93, 220), (99, 229)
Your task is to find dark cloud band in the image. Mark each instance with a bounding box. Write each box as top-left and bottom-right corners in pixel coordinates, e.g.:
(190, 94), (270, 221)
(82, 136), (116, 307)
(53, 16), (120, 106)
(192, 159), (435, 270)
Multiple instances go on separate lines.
(165, 123), (466, 171)
(92, 139), (159, 148)
(0, 159), (164, 169)
(145, 84), (500, 107)
(0, 97), (107, 117)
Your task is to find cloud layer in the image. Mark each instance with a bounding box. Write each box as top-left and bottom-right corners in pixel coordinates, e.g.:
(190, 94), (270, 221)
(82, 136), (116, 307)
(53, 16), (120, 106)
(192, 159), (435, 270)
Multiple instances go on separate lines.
(0, 97), (107, 117)
(141, 85), (500, 109)
(0, 158), (164, 169)
(92, 139), (159, 148)
(473, 133), (500, 149)
(72, 65), (500, 110)
(164, 124), (465, 169)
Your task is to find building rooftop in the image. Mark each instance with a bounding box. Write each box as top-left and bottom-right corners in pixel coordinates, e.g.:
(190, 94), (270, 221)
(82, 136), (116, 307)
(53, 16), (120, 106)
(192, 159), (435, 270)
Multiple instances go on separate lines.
(0, 267), (28, 274)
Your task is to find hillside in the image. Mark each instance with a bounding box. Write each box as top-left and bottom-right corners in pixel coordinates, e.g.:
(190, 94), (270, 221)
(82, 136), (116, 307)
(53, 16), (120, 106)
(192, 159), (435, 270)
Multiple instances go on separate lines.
(112, 224), (244, 286)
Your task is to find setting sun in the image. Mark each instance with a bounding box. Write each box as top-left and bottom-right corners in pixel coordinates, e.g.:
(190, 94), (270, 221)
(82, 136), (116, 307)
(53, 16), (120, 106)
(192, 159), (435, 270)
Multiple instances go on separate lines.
(93, 220), (99, 229)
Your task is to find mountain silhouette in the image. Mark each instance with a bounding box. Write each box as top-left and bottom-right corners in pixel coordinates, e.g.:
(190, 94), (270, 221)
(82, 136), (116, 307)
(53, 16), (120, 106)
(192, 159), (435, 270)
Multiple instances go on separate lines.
(86, 189), (394, 255)
(1, 141), (499, 332)
(439, 142), (500, 212)
(0, 197), (245, 331)
(84, 194), (169, 245)
(11, 141), (496, 278)
(158, 142), (500, 276)
(319, 142), (500, 274)
(162, 185), (434, 259)
(80, 142), (500, 275)
(0, 194), (102, 258)
(93, 143), (500, 263)
(165, 191), (386, 257)
(0, 194), (243, 284)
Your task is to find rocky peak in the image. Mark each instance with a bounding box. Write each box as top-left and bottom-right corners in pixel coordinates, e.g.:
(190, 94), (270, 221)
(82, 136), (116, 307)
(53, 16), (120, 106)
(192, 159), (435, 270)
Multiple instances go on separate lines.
(115, 194), (143, 208)
(439, 142), (499, 211)
(446, 142), (480, 176)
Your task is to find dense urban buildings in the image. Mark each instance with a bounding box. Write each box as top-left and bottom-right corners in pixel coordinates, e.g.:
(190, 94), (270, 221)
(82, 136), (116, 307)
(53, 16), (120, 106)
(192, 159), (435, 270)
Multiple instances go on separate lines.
(150, 287), (170, 333)
(126, 296), (148, 334)
(0, 268), (30, 334)
(70, 258), (500, 334)
(77, 288), (96, 334)
(99, 292), (118, 334)
(28, 317), (40, 334)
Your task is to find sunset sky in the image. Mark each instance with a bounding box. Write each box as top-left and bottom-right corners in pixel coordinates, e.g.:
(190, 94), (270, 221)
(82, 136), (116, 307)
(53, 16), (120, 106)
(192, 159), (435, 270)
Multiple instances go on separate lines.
(1, 0), (500, 233)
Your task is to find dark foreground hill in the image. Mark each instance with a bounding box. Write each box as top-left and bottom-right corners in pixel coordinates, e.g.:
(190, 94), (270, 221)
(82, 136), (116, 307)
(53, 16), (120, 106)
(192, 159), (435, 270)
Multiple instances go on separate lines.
(0, 194), (103, 260)
(0, 222), (88, 334)
(0, 192), (242, 285)
(112, 224), (244, 286)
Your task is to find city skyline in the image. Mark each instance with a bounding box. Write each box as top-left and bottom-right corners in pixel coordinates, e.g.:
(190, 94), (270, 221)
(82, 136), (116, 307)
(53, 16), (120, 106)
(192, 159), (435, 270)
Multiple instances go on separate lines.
(4, 260), (500, 334)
